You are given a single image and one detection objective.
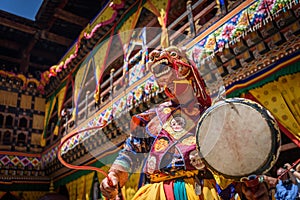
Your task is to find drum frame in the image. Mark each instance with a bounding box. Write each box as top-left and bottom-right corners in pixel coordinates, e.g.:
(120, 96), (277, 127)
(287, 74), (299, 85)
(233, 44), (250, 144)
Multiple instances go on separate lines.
(196, 98), (281, 180)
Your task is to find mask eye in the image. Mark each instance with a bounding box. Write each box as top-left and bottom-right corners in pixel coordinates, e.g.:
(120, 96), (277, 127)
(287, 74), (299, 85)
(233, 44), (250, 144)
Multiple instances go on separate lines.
(170, 51), (177, 57)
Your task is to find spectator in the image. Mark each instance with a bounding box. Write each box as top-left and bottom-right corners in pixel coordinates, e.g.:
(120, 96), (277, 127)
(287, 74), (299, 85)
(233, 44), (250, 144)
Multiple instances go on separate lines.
(284, 162), (300, 199)
(274, 166), (298, 200)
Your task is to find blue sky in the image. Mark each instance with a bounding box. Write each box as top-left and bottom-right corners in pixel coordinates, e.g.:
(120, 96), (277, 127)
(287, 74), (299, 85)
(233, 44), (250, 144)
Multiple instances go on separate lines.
(0, 0), (43, 20)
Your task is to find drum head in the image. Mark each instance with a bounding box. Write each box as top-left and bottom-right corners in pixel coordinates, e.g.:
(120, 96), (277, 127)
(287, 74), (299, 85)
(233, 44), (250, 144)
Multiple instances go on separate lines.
(196, 98), (280, 180)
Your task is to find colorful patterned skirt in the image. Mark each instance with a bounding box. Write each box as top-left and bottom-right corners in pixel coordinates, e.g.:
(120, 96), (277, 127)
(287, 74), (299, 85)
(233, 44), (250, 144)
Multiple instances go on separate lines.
(131, 177), (221, 200)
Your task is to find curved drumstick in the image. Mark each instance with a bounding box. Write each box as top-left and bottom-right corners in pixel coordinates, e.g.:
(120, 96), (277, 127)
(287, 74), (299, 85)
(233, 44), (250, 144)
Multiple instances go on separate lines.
(57, 125), (113, 186)
(277, 158), (300, 180)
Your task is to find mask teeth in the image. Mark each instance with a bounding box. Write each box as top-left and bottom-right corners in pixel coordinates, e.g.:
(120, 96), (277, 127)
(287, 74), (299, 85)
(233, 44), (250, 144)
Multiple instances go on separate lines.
(154, 66), (171, 77)
(151, 58), (169, 71)
(151, 58), (171, 77)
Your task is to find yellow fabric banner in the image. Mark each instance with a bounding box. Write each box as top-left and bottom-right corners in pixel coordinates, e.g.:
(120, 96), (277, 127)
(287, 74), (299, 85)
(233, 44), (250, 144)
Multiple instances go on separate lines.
(74, 62), (87, 108)
(86, 0), (119, 34)
(53, 86), (67, 135)
(118, 4), (142, 48)
(249, 72), (300, 141)
(94, 41), (109, 85)
(66, 179), (77, 200)
(65, 172), (95, 200)
(85, 172), (95, 200)
(76, 175), (86, 199)
(93, 40), (110, 104)
(40, 135), (46, 147)
(123, 172), (141, 200)
(41, 97), (57, 146)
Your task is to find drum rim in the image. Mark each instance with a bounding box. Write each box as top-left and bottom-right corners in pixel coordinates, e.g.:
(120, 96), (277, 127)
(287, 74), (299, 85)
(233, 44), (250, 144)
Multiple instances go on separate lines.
(196, 97), (281, 180)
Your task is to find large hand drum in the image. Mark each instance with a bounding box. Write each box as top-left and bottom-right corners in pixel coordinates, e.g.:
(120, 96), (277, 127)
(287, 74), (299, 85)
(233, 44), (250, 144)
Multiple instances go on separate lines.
(196, 98), (281, 180)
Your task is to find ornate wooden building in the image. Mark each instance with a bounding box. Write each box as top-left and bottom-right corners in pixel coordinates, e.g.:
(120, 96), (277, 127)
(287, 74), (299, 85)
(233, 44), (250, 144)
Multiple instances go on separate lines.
(0, 0), (299, 199)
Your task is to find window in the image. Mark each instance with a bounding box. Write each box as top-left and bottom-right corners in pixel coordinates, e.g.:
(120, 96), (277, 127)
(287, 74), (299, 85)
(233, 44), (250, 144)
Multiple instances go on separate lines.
(19, 117), (28, 128)
(0, 114), (3, 127)
(17, 133), (26, 145)
(3, 131), (11, 145)
(5, 115), (13, 128)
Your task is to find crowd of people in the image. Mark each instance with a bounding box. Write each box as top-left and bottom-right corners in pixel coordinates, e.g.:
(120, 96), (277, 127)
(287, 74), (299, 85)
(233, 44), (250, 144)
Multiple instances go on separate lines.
(99, 46), (299, 200)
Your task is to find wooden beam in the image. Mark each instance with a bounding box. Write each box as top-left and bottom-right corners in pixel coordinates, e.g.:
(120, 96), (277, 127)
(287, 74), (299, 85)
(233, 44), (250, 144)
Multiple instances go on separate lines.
(54, 8), (89, 26)
(0, 17), (36, 34)
(20, 35), (40, 73)
(280, 143), (297, 151)
(20, 52), (30, 73)
(0, 39), (20, 50)
(0, 39), (59, 61)
(40, 30), (73, 46)
(0, 55), (49, 70)
(29, 63), (50, 70)
(0, 16), (73, 46)
(0, 54), (21, 64)
(31, 49), (60, 62)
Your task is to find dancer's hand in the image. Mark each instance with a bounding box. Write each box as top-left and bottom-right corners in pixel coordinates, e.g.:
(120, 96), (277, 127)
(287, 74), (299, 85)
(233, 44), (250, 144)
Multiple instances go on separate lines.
(100, 172), (119, 199)
(242, 181), (269, 200)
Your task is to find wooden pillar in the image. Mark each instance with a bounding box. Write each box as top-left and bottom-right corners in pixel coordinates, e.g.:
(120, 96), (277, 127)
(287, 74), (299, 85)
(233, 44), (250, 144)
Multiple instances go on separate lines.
(187, 0), (196, 38)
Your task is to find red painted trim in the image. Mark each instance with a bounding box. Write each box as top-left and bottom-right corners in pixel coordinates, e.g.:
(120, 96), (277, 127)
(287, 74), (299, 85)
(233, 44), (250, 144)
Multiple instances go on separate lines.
(277, 121), (300, 147)
(0, 151), (41, 158)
